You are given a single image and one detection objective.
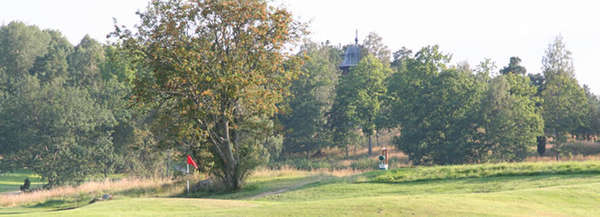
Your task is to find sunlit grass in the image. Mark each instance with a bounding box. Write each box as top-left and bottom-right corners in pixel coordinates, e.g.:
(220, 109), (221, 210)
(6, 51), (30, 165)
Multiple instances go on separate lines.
(0, 170), (45, 193)
(373, 161), (600, 183)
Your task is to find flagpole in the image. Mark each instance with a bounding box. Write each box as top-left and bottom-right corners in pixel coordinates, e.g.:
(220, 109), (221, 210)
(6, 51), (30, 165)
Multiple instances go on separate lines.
(186, 163), (190, 193)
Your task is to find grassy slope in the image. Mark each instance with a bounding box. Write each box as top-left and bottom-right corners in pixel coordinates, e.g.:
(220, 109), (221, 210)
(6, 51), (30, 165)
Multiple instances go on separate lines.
(3, 162), (600, 216)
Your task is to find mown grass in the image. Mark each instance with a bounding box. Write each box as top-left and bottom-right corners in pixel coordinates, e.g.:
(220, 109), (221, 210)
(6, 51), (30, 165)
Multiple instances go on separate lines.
(3, 177), (600, 217)
(0, 170), (45, 193)
(3, 161), (600, 216)
(372, 161), (600, 183)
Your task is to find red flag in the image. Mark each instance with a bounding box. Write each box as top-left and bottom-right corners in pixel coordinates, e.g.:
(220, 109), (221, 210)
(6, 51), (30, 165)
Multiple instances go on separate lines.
(186, 155), (198, 169)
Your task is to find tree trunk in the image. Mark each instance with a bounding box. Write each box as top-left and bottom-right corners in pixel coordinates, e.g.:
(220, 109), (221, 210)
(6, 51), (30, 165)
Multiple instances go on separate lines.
(345, 145), (349, 159)
(368, 135), (372, 156)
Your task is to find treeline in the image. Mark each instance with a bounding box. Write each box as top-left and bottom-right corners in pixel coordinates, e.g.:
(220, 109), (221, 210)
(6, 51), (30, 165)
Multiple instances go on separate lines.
(1, 0), (599, 190)
(0, 21), (175, 187)
(283, 34), (600, 165)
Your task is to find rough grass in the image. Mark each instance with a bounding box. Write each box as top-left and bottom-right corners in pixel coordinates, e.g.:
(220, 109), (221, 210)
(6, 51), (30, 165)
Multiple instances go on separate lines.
(0, 177), (179, 207)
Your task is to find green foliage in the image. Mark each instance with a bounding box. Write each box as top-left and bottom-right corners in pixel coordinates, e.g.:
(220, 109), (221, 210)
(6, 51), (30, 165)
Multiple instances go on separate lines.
(537, 136), (547, 156)
(388, 46), (486, 165)
(0, 22), (153, 186)
(279, 41), (340, 155)
(114, 0), (305, 190)
(499, 56), (527, 75)
(480, 74), (544, 161)
(349, 158), (379, 170)
(362, 32), (391, 65)
(542, 75), (587, 142)
(270, 158), (341, 171)
(542, 35), (575, 80)
(29, 30), (73, 83)
(329, 54), (389, 156)
(0, 22), (50, 78)
(68, 35), (105, 87)
(0, 76), (115, 186)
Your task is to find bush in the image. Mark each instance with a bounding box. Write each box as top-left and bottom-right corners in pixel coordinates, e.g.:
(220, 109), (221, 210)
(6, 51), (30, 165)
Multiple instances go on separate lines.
(268, 158), (345, 171)
(350, 158), (379, 170)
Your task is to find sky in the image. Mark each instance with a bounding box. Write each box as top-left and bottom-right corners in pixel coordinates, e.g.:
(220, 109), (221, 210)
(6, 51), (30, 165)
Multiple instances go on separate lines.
(2, 0), (599, 93)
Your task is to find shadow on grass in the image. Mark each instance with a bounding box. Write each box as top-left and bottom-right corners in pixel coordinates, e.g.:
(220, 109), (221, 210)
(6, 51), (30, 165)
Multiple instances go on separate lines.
(181, 174), (346, 200)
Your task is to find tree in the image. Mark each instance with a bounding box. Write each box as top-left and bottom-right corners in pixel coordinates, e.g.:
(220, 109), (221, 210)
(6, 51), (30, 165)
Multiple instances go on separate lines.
(480, 74), (544, 161)
(528, 73), (545, 97)
(279, 41), (340, 156)
(540, 36), (587, 160)
(542, 35), (574, 80)
(362, 32), (391, 65)
(499, 56), (527, 75)
(29, 30), (73, 83)
(113, 0), (304, 190)
(397, 67), (485, 165)
(0, 22), (51, 93)
(68, 35), (105, 87)
(542, 75), (587, 159)
(574, 85), (600, 139)
(388, 46), (487, 165)
(0, 76), (115, 186)
(537, 136), (546, 156)
(329, 54), (388, 156)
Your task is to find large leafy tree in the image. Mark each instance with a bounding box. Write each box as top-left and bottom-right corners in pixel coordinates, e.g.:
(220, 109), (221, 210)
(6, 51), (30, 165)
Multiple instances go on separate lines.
(0, 22), (50, 93)
(113, 0), (304, 190)
(542, 75), (587, 158)
(29, 30), (73, 83)
(480, 74), (544, 161)
(279, 41), (340, 156)
(388, 46), (487, 165)
(68, 35), (105, 87)
(329, 54), (388, 156)
(0, 76), (115, 186)
(540, 36), (587, 159)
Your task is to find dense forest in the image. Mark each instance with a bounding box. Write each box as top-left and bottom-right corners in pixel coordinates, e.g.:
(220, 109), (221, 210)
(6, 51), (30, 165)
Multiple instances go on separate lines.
(1, 0), (599, 191)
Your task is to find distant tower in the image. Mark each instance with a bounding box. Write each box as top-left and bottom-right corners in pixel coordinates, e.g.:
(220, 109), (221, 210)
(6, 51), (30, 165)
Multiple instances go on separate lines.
(339, 30), (361, 74)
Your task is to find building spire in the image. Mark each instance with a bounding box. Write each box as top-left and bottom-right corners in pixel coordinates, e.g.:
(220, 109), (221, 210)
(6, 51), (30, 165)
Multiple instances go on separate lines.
(355, 29), (358, 45)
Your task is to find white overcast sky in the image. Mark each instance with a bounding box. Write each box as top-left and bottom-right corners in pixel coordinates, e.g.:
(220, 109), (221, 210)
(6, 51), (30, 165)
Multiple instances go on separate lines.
(2, 0), (599, 93)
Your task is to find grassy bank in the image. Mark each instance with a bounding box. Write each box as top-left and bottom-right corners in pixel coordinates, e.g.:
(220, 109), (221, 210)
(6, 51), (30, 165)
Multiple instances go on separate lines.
(372, 161), (600, 183)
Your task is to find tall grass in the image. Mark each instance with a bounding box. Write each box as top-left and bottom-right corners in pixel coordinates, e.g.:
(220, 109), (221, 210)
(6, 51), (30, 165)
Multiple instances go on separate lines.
(0, 177), (176, 207)
(373, 161), (600, 183)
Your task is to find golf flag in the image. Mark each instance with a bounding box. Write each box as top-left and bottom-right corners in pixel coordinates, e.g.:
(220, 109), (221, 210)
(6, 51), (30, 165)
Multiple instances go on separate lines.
(186, 155), (198, 169)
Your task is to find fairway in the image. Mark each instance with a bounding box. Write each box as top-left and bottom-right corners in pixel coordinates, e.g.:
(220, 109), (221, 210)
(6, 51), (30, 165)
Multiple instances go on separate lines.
(2, 162), (600, 217)
(0, 170), (45, 193)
